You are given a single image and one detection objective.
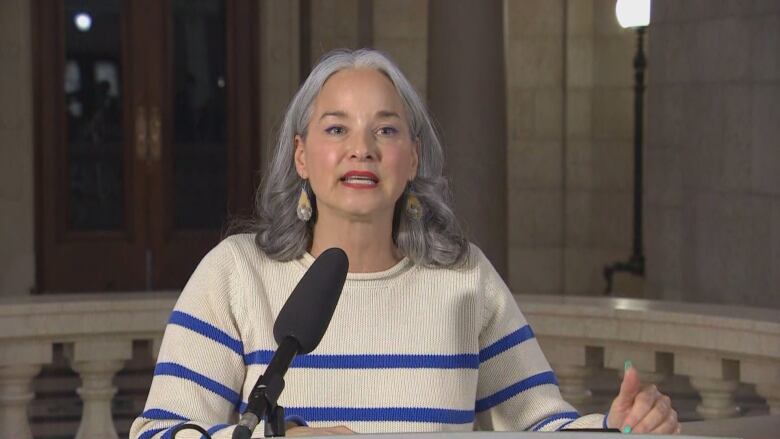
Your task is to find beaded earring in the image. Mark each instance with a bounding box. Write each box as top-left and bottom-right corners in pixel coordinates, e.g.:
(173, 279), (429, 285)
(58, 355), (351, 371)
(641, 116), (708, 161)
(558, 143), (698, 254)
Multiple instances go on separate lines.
(406, 188), (422, 220)
(296, 181), (312, 221)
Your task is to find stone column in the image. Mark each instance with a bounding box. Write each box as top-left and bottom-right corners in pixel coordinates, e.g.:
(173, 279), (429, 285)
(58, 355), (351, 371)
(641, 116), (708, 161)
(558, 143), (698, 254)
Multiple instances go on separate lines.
(688, 376), (740, 419)
(66, 339), (133, 439)
(645, 0), (780, 309)
(0, 342), (52, 439)
(755, 384), (780, 416)
(259, 0), (300, 165)
(428, 0), (507, 276)
(676, 352), (740, 419)
(0, 0), (37, 300)
(741, 360), (780, 415)
(540, 338), (596, 410)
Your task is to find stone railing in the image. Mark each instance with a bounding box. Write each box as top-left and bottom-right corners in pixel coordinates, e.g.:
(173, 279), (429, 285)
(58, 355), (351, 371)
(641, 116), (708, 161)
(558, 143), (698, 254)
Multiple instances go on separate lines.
(520, 295), (780, 420)
(0, 293), (778, 439)
(0, 293), (178, 439)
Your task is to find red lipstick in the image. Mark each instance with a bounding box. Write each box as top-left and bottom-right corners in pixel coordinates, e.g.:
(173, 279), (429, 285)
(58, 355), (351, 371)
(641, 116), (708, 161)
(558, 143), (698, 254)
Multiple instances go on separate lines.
(340, 170), (379, 189)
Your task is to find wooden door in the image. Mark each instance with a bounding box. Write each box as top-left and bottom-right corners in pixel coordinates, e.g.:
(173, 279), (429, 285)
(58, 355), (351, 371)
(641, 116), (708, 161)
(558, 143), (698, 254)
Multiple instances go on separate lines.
(34, 0), (258, 292)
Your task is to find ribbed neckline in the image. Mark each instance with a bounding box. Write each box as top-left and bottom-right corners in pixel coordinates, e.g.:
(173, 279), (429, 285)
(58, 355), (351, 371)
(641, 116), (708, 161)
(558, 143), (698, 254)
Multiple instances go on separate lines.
(295, 252), (414, 282)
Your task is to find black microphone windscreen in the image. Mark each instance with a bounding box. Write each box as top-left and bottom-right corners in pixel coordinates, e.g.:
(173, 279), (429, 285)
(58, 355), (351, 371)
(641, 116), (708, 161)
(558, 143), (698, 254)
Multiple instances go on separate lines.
(273, 248), (348, 354)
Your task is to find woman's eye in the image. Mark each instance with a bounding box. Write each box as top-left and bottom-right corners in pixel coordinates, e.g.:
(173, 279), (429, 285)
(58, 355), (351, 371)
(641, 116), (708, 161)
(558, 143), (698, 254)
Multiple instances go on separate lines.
(325, 126), (346, 135)
(377, 126), (398, 136)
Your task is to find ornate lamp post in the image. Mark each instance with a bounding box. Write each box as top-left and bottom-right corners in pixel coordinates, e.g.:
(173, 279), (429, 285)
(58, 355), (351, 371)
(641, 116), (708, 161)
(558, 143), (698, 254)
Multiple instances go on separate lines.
(604, 0), (651, 294)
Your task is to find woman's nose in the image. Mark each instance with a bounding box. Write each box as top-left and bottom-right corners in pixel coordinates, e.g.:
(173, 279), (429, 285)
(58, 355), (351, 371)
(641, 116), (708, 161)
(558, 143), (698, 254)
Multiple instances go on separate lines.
(350, 132), (378, 161)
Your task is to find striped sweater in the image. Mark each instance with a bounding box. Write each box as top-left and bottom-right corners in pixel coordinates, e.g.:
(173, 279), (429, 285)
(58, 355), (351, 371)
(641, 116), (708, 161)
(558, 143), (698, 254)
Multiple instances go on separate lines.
(130, 234), (605, 438)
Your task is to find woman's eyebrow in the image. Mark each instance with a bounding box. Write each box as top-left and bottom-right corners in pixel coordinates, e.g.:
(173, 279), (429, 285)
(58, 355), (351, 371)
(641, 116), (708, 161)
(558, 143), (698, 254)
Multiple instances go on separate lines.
(319, 110), (401, 120)
(375, 110), (401, 119)
(319, 110), (348, 121)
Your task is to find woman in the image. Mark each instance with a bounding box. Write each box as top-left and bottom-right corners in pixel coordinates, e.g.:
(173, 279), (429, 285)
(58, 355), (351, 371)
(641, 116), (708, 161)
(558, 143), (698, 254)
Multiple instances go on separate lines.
(131, 49), (679, 438)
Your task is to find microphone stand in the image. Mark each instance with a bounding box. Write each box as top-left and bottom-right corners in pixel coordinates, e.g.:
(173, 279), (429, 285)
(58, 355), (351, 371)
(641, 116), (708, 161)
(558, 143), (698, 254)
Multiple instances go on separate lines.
(235, 248), (348, 438)
(245, 373), (286, 437)
(234, 338), (300, 438)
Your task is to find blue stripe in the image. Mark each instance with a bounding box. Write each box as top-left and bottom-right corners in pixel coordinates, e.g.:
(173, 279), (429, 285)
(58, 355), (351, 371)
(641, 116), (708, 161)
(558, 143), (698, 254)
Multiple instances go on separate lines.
(244, 351), (479, 369)
(161, 422), (187, 439)
(139, 427), (168, 439)
(243, 350), (271, 365)
(479, 325), (535, 363)
(155, 362), (241, 407)
(284, 407), (475, 424)
(285, 415), (309, 427)
(475, 371), (558, 412)
(168, 311), (244, 356)
(239, 403), (472, 424)
(531, 411), (579, 431)
(141, 408), (189, 421)
(558, 418), (577, 431)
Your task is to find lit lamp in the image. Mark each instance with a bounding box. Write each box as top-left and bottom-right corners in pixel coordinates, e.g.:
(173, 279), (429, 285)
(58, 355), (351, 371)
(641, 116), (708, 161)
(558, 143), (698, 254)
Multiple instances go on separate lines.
(604, 0), (650, 294)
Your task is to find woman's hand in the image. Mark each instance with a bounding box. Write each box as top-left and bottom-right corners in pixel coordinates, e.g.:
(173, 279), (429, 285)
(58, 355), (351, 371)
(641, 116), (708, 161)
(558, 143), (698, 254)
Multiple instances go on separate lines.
(607, 365), (681, 434)
(287, 425), (355, 436)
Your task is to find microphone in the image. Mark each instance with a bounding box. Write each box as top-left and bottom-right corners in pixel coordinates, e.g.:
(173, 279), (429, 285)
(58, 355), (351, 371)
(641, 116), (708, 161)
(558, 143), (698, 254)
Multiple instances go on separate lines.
(233, 248), (348, 439)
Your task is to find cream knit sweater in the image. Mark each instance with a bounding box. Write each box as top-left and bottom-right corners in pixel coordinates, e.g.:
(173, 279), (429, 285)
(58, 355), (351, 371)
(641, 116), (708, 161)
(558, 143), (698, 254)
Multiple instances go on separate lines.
(130, 234), (605, 438)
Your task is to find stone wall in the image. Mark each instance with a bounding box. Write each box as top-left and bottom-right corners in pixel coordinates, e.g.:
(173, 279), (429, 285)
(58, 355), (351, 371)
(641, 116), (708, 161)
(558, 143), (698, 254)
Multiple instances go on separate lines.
(505, 0), (638, 296)
(1, 0), (776, 307)
(505, 0), (567, 294)
(309, 0), (427, 95)
(0, 0), (35, 298)
(258, 0), (301, 165)
(564, 1), (638, 296)
(0, 0), (638, 299)
(644, 1), (780, 308)
(372, 0), (428, 96)
(310, 0), (362, 62)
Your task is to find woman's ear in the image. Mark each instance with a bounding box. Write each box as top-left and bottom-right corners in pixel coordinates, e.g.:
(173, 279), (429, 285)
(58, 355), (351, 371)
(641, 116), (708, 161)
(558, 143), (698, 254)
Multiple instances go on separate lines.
(294, 135), (308, 179)
(410, 137), (420, 179)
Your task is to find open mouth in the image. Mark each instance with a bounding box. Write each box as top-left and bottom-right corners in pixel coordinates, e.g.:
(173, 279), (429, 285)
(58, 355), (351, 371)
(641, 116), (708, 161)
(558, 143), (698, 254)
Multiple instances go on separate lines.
(340, 171), (379, 186)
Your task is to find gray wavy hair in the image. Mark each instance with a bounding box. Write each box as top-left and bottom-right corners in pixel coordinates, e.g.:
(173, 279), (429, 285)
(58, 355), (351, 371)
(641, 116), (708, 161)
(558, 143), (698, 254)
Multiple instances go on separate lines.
(253, 48), (469, 268)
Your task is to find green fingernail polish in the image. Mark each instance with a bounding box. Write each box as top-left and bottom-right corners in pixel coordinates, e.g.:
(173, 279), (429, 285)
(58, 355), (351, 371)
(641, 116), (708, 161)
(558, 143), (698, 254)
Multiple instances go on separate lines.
(624, 360), (633, 371)
(622, 426), (632, 434)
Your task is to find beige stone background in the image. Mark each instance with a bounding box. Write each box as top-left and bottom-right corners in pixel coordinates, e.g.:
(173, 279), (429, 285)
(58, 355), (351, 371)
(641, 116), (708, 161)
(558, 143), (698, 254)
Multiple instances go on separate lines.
(1, 0), (779, 309)
(1, 1), (779, 437)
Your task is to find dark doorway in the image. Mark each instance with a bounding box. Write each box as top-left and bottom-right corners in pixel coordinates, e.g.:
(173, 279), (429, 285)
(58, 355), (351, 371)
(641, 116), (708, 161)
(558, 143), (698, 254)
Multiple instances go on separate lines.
(34, 0), (259, 292)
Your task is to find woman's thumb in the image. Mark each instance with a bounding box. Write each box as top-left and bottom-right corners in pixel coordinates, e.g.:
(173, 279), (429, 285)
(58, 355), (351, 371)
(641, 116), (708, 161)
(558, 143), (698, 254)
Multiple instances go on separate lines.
(616, 362), (642, 405)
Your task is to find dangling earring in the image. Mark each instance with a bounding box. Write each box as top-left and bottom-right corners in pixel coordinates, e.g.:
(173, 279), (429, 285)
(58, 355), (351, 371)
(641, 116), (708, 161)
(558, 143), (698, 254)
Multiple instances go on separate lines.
(297, 181), (312, 221)
(406, 185), (422, 220)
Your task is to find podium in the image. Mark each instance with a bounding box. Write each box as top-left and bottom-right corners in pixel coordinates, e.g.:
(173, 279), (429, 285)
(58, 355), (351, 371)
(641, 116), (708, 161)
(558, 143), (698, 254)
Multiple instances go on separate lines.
(274, 432), (737, 439)
(253, 413), (780, 439)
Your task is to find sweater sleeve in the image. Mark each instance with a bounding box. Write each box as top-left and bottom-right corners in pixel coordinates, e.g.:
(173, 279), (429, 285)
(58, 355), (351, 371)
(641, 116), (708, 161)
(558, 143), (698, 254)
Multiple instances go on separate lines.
(473, 248), (605, 431)
(130, 240), (246, 439)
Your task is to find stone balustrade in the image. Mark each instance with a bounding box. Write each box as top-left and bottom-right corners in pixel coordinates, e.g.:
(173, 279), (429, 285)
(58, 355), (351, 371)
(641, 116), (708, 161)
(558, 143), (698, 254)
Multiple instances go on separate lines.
(520, 295), (780, 420)
(1, 293), (778, 439)
(0, 293), (178, 439)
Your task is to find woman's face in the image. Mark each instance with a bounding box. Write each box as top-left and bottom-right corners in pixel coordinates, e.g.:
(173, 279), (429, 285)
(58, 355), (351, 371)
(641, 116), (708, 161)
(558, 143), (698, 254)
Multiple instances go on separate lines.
(294, 68), (419, 224)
